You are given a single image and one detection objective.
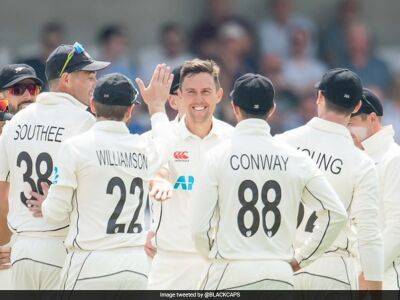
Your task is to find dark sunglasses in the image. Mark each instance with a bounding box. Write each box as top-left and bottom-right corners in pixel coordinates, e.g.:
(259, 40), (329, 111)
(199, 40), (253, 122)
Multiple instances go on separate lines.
(9, 83), (40, 96)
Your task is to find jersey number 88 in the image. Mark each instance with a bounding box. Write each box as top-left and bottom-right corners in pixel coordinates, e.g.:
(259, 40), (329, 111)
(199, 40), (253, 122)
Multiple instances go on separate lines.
(237, 179), (281, 238)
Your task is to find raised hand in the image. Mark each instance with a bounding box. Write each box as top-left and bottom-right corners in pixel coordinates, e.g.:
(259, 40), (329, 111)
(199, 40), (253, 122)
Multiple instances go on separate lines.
(135, 64), (174, 116)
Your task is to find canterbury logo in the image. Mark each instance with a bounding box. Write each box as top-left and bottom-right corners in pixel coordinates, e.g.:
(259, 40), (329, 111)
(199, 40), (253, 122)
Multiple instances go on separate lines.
(174, 151), (189, 160)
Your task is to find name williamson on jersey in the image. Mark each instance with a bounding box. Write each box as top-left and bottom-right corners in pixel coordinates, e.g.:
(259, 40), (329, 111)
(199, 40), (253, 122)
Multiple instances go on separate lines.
(96, 149), (148, 170)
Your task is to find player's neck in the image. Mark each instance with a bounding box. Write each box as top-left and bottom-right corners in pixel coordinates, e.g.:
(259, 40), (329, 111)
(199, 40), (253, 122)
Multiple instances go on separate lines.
(185, 118), (213, 139)
(318, 111), (350, 127)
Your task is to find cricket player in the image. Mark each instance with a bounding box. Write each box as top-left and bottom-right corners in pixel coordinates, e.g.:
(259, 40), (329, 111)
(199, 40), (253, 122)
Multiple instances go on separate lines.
(277, 68), (383, 290)
(0, 42), (109, 289)
(27, 66), (174, 289)
(0, 64), (43, 290)
(191, 73), (347, 290)
(349, 89), (400, 290)
(147, 59), (234, 290)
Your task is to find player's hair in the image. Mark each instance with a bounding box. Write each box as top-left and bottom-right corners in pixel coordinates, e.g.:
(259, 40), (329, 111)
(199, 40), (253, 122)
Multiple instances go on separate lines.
(236, 104), (273, 120)
(180, 59), (221, 90)
(93, 102), (130, 121)
(322, 92), (358, 115)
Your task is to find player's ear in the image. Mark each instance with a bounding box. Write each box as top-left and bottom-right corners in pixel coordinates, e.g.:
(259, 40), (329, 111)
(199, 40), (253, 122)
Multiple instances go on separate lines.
(316, 91), (324, 105)
(89, 98), (96, 115)
(168, 95), (178, 111)
(267, 103), (276, 119)
(60, 72), (70, 88)
(216, 87), (223, 104)
(352, 100), (362, 114)
(231, 101), (240, 120)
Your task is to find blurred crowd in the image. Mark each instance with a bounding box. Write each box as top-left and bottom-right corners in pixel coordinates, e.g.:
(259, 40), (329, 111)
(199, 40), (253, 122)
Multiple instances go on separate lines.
(6, 0), (400, 139)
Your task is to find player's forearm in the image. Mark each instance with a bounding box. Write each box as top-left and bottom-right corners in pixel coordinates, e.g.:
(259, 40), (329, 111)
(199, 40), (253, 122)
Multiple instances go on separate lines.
(42, 185), (73, 225)
(297, 175), (347, 267)
(147, 113), (173, 174)
(296, 209), (346, 268)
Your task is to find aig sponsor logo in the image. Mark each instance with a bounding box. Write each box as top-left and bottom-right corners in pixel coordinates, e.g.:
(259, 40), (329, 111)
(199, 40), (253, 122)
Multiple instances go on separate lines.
(174, 175), (194, 191)
(173, 151), (189, 162)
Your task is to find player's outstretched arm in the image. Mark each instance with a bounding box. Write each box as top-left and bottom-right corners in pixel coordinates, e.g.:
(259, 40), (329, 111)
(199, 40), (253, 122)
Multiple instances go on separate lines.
(295, 164), (347, 269)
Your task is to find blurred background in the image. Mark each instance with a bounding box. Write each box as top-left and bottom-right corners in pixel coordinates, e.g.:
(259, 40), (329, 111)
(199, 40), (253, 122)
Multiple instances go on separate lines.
(2, 0), (400, 139)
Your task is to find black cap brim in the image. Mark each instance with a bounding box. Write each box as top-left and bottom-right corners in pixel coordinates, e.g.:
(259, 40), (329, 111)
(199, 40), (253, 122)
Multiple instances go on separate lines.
(79, 60), (110, 72)
(3, 75), (43, 88)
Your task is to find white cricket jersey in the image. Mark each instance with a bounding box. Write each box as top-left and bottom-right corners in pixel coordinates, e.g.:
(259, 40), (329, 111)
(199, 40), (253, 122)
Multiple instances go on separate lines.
(0, 92), (95, 236)
(191, 119), (347, 267)
(276, 117), (383, 280)
(361, 125), (400, 271)
(42, 114), (170, 251)
(151, 116), (233, 253)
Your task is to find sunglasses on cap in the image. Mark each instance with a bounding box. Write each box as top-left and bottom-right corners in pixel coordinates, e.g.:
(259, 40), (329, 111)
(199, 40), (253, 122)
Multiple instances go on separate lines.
(8, 83), (41, 96)
(59, 42), (85, 76)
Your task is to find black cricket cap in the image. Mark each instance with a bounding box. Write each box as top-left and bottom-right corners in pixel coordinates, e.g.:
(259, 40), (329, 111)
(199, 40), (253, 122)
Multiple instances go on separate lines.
(0, 111), (13, 121)
(170, 66), (182, 94)
(230, 73), (275, 114)
(45, 43), (110, 81)
(352, 88), (383, 117)
(315, 68), (363, 108)
(0, 64), (43, 90)
(93, 73), (139, 106)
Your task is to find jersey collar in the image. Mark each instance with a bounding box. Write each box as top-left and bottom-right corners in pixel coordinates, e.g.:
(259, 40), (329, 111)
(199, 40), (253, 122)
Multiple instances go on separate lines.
(234, 118), (271, 136)
(92, 120), (130, 134)
(177, 115), (223, 140)
(307, 117), (352, 140)
(35, 92), (88, 111)
(362, 125), (395, 157)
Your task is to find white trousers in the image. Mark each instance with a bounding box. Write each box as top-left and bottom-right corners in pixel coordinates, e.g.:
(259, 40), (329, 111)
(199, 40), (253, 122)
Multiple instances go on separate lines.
(294, 254), (358, 290)
(10, 235), (66, 290)
(199, 259), (294, 290)
(147, 250), (210, 290)
(60, 247), (149, 290)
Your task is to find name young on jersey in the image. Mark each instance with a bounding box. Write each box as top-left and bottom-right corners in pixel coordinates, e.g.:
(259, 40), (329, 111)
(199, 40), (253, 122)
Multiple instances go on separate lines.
(296, 147), (343, 175)
(230, 153), (289, 171)
(96, 149), (148, 170)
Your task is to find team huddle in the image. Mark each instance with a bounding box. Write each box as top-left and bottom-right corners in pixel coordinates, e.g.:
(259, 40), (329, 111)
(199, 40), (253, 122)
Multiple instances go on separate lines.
(0, 41), (398, 291)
